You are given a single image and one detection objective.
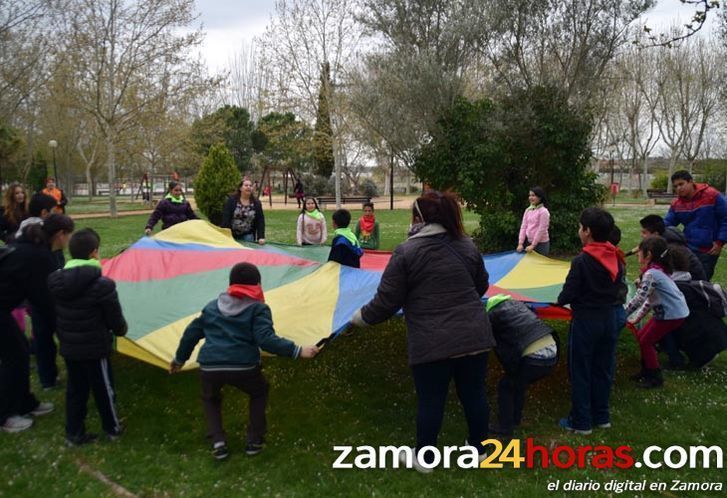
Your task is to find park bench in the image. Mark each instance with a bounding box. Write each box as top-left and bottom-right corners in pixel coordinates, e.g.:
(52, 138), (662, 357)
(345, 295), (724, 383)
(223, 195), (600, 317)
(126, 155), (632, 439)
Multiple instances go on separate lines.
(646, 189), (676, 205)
(316, 195), (371, 208)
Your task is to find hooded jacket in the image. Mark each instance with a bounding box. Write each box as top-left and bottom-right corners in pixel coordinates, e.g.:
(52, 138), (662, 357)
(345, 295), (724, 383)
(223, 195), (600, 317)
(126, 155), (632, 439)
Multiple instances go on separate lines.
(328, 233), (364, 268)
(360, 223), (494, 366)
(145, 198), (198, 231)
(174, 293), (300, 369)
(663, 227), (707, 281)
(664, 183), (727, 252)
(557, 242), (627, 313)
(47, 264), (127, 360)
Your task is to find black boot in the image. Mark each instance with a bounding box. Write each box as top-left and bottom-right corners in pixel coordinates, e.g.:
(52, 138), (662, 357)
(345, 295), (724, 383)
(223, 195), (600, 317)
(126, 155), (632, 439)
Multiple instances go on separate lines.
(637, 368), (663, 389)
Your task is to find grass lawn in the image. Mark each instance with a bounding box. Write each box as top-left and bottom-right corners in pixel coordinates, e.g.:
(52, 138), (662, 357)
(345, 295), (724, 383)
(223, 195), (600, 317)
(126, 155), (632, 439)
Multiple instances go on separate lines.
(1, 206), (725, 497)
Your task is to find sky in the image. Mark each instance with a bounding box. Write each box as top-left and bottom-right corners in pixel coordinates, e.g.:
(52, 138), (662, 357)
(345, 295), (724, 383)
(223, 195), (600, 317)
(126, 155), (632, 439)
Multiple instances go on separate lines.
(193, 0), (721, 73)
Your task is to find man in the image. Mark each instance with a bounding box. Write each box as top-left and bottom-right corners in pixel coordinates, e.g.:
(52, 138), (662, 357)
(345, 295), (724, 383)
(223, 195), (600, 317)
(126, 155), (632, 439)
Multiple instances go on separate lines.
(664, 170), (727, 280)
(41, 177), (68, 214)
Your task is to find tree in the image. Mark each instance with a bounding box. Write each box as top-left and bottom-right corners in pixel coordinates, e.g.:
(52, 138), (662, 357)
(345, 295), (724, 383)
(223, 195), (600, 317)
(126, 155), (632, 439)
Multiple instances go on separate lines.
(415, 87), (603, 252)
(194, 144), (240, 225)
(64, 0), (211, 216)
(255, 112), (313, 174)
(313, 62), (334, 178)
(190, 105), (255, 173)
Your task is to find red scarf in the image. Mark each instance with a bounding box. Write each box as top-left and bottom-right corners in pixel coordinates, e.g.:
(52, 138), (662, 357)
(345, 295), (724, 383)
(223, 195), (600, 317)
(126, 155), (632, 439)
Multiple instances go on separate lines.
(227, 284), (265, 303)
(359, 215), (376, 235)
(582, 242), (620, 282)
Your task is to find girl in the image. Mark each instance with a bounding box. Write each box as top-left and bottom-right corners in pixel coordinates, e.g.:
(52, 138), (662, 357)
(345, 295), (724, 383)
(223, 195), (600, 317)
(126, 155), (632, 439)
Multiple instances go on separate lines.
(0, 183), (29, 243)
(145, 182), (198, 235)
(221, 178), (266, 244)
(296, 197), (327, 245)
(625, 236), (689, 388)
(517, 186), (550, 256)
(354, 202), (380, 250)
(351, 191), (492, 471)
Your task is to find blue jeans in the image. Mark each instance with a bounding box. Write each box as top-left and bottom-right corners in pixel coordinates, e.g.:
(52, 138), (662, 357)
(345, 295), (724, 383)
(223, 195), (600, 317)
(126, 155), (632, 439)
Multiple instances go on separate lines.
(568, 308), (619, 431)
(30, 309), (58, 388)
(411, 352), (489, 462)
(238, 233), (255, 243)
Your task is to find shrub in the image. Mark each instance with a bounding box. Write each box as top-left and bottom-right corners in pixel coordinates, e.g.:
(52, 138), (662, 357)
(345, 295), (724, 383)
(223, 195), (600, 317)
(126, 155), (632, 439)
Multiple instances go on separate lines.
(651, 172), (668, 191)
(195, 144), (240, 225)
(359, 178), (379, 198)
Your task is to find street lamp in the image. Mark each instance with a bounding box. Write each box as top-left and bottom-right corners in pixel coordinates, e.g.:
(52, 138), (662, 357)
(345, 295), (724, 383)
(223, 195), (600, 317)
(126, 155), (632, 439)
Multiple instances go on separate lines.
(48, 139), (58, 187)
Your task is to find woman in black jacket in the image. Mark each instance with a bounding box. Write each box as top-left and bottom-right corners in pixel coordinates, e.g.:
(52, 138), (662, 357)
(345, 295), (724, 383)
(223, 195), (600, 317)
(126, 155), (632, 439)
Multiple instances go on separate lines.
(0, 183), (29, 243)
(0, 214), (74, 432)
(352, 191), (493, 471)
(221, 178), (266, 244)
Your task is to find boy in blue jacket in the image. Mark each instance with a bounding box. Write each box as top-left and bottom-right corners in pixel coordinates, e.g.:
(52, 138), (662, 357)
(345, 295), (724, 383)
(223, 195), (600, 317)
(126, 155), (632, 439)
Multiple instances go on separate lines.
(328, 209), (364, 268)
(170, 263), (318, 460)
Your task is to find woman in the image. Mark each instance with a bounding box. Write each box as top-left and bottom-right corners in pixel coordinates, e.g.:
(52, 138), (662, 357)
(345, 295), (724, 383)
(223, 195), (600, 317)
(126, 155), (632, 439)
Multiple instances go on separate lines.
(144, 182), (198, 235)
(296, 197), (327, 245)
(516, 186), (550, 256)
(0, 183), (29, 243)
(351, 191), (493, 471)
(0, 214), (74, 432)
(221, 178), (266, 244)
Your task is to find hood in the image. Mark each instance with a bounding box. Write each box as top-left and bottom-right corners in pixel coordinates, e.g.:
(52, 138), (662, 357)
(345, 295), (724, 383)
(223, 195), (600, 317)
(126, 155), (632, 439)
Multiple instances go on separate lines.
(663, 226), (687, 245)
(216, 292), (258, 317)
(408, 223), (448, 240)
(48, 265), (102, 300)
(671, 271), (692, 282)
(582, 242), (621, 282)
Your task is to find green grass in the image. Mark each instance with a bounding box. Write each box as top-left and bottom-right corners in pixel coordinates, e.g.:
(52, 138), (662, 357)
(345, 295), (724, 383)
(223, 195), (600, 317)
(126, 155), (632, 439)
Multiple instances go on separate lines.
(2, 206), (725, 497)
(64, 196), (151, 215)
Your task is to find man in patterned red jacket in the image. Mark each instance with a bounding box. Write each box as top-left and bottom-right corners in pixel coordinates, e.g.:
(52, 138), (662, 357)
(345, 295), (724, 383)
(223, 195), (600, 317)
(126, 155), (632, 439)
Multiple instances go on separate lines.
(664, 170), (727, 280)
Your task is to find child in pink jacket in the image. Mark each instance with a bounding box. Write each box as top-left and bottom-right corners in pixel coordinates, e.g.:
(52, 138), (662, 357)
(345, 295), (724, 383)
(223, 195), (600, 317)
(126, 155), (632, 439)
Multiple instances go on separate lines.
(517, 187), (550, 256)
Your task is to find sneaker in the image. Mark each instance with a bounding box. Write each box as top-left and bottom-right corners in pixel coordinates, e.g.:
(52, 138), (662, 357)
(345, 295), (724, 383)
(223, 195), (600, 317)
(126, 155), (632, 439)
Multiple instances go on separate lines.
(66, 433), (99, 447)
(559, 418), (592, 435)
(42, 379), (63, 391)
(245, 441), (264, 456)
(212, 442), (229, 460)
(464, 439), (489, 465)
(1, 415), (33, 433)
(488, 423), (513, 437)
(595, 422), (612, 429)
(106, 428), (123, 442)
(398, 448), (434, 474)
(30, 402), (54, 416)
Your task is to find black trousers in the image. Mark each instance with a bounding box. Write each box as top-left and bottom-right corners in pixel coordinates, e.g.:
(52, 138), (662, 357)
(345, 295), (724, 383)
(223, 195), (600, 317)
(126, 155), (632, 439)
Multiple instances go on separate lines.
(29, 308), (58, 388)
(411, 352), (489, 462)
(65, 357), (122, 437)
(200, 368), (270, 445)
(0, 311), (39, 424)
(497, 357), (556, 434)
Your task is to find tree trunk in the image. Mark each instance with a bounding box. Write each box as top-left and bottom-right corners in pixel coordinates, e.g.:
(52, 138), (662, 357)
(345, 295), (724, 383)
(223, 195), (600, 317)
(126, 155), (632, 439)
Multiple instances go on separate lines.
(106, 133), (117, 217)
(642, 156), (648, 196)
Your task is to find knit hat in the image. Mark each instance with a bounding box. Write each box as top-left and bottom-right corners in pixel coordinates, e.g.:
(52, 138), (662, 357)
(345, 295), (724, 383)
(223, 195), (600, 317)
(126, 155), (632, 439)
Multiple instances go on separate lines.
(229, 262), (261, 285)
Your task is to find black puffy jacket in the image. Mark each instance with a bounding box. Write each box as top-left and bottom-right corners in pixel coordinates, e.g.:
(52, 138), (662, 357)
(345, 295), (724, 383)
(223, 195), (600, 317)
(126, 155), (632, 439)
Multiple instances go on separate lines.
(47, 265), (127, 360)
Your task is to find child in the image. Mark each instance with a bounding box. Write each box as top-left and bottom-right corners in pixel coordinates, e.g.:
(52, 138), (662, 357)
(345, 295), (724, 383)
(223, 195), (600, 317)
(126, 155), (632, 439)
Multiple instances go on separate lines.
(516, 187), (550, 256)
(624, 236), (689, 388)
(170, 262), (319, 460)
(557, 208), (626, 435)
(628, 214), (706, 281)
(486, 295), (558, 437)
(144, 181), (198, 235)
(328, 209), (363, 268)
(47, 228), (128, 445)
(354, 202), (380, 250)
(296, 197), (327, 245)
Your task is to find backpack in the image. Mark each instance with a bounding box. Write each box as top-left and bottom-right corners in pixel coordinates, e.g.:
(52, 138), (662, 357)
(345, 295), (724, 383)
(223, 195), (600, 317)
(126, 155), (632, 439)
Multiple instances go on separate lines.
(689, 280), (727, 318)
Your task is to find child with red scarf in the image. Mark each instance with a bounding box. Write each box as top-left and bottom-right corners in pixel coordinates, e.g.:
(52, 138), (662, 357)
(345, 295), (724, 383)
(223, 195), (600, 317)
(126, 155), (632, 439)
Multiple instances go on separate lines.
(556, 208), (627, 435)
(170, 263), (319, 460)
(625, 236), (689, 389)
(354, 202), (380, 249)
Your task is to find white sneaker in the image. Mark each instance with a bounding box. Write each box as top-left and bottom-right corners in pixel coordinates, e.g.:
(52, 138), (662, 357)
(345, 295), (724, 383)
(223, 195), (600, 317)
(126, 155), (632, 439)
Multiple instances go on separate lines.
(1, 415), (33, 433)
(30, 402), (54, 416)
(465, 439), (488, 464)
(398, 448), (434, 474)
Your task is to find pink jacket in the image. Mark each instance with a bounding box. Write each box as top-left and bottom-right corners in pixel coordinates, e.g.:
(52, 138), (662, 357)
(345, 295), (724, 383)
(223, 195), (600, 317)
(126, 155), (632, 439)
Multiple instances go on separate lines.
(518, 206), (550, 246)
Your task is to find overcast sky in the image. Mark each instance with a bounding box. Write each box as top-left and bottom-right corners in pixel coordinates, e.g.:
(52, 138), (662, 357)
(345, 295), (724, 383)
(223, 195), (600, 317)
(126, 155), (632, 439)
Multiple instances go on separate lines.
(193, 0), (720, 72)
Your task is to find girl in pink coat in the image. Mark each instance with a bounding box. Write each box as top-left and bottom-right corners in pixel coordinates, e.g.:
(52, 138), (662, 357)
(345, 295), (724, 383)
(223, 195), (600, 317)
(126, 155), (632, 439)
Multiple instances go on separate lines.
(517, 187), (550, 256)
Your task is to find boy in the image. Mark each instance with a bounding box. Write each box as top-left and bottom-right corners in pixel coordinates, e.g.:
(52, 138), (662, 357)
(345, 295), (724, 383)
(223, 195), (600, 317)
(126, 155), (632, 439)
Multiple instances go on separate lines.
(631, 214), (707, 281)
(47, 228), (128, 445)
(170, 262), (319, 460)
(486, 295), (558, 438)
(557, 208), (626, 435)
(354, 203), (380, 250)
(328, 209), (364, 268)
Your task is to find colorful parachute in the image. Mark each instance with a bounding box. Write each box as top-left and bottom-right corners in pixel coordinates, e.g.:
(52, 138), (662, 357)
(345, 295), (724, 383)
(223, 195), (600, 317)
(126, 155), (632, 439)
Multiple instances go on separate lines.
(103, 220), (571, 370)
